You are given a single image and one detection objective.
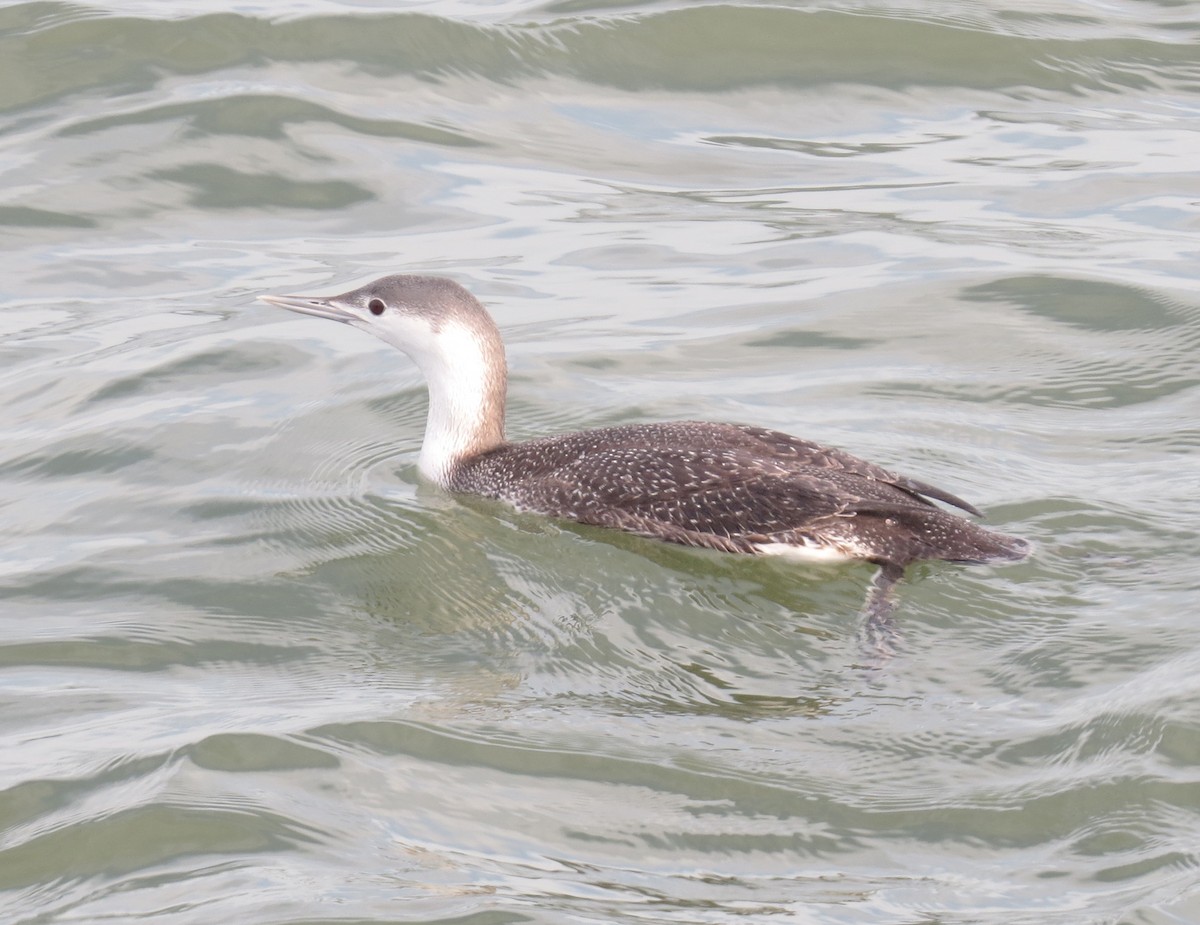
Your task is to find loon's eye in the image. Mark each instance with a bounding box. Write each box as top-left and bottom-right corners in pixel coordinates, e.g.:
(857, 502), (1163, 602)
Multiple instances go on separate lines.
(368, 298), (386, 316)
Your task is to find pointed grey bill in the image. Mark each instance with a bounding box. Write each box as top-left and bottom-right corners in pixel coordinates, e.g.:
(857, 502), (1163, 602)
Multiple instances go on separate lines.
(258, 293), (358, 323)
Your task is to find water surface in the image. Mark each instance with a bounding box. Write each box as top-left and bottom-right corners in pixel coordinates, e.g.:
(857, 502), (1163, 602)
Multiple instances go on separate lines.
(2, 2), (1199, 923)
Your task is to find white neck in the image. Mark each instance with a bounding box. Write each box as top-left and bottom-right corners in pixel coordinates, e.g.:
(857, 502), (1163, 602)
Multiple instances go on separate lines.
(404, 319), (507, 486)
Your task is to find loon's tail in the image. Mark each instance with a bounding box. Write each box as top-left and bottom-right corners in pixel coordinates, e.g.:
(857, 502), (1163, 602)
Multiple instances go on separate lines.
(845, 501), (1031, 567)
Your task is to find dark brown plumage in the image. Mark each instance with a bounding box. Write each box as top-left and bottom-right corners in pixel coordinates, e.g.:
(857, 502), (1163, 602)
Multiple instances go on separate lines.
(451, 421), (1029, 569)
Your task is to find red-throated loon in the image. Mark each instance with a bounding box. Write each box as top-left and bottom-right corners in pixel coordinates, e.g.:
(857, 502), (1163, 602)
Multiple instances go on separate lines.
(259, 274), (1029, 616)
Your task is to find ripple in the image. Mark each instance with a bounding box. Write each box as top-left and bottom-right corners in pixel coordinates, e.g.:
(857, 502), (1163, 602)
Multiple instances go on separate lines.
(150, 164), (373, 211)
(0, 800), (321, 892)
(0, 205), (96, 229)
(5, 6), (1196, 120)
(0, 441), (154, 478)
(60, 92), (488, 147)
(187, 732), (340, 773)
(964, 275), (1187, 332)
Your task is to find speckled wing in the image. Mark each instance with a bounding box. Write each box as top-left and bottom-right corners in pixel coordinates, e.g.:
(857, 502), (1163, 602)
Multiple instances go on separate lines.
(489, 442), (904, 551)
(451, 421), (1013, 564)
(491, 421), (981, 517)
(717, 424), (982, 516)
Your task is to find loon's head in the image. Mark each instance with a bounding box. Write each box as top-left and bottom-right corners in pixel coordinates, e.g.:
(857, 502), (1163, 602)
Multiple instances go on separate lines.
(259, 273), (508, 483)
(259, 274), (499, 367)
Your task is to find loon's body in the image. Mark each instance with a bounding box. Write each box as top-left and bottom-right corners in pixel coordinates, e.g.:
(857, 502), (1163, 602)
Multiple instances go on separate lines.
(260, 275), (1028, 612)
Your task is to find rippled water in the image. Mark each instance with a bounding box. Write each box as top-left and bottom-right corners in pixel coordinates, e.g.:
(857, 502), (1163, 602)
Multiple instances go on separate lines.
(3, 1), (1199, 923)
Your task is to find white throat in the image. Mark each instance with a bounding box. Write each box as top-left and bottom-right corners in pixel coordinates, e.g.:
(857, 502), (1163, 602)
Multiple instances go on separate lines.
(380, 317), (506, 486)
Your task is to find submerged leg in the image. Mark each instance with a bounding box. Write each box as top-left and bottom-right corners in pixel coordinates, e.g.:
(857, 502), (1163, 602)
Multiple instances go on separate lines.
(858, 562), (906, 664)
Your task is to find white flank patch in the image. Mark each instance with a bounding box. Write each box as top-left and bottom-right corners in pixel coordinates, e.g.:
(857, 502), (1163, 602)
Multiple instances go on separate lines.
(752, 541), (861, 563)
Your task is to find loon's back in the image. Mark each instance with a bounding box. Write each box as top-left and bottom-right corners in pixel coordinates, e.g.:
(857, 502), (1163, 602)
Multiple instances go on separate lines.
(449, 421), (1030, 569)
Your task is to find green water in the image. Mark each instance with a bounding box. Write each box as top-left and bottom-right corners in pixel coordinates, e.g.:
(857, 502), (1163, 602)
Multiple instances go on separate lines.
(2, 2), (1198, 923)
